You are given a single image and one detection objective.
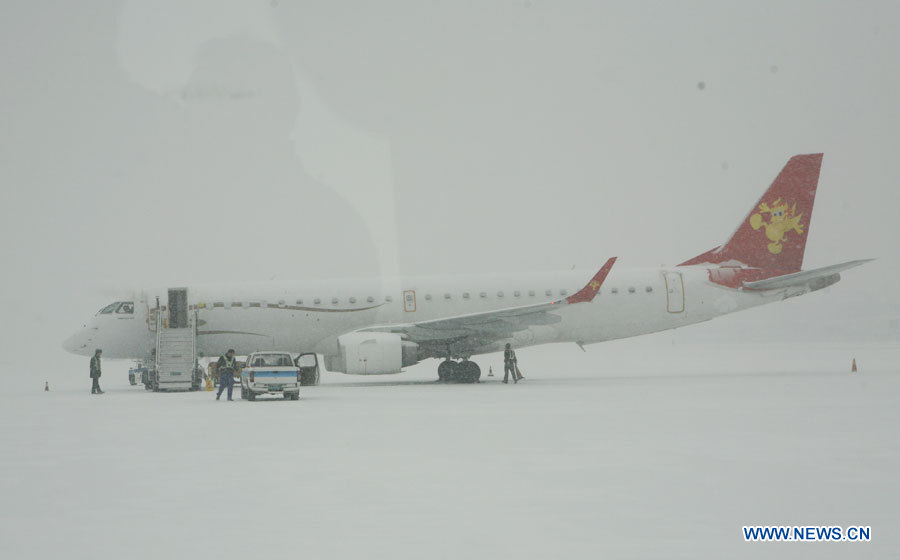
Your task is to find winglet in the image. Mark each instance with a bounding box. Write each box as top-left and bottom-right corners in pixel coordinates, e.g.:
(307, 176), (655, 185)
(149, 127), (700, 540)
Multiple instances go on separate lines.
(565, 257), (617, 304)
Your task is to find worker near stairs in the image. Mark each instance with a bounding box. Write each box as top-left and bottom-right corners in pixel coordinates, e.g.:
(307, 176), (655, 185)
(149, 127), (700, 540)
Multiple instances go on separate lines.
(216, 349), (237, 401)
(503, 343), (518, 384)
(90, 349), (104, 394)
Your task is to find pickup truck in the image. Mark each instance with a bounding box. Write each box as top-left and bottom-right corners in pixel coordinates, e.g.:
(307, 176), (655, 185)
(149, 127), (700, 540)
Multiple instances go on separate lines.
(240, 352), (301, 401)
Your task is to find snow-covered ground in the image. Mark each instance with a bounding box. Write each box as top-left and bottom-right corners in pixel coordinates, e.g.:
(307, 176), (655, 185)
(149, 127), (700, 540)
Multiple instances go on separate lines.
(2, 341), (898, 559)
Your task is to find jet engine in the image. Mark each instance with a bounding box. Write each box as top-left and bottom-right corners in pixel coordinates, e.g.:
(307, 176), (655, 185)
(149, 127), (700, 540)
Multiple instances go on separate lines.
(332, 332), (419, 375)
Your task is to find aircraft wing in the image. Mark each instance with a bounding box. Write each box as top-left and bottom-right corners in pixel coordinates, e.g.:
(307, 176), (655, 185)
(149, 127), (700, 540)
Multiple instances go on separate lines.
(742, 259), (873, 291)
(359, 258), (616, 349)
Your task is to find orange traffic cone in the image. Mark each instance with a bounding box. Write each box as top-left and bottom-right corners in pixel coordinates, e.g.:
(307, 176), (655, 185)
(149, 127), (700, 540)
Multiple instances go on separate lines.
(851, 358), (857, 373)
(487, 366), (494, 377)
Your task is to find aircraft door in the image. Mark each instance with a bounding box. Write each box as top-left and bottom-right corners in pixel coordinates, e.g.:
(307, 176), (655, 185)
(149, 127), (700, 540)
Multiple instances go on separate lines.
(403, 290), (416, 312)
(168, 288), (189, 328)
(664, 272), (684, 313)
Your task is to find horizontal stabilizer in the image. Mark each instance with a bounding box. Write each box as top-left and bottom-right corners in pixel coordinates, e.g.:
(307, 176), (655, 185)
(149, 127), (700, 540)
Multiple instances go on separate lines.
(742, 259), (873, 291)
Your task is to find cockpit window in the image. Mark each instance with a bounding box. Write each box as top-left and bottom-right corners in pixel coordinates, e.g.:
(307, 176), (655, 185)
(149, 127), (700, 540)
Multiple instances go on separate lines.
(97, 301), (135, 315)
(116, 302), (134, 314)
(98, 303), (119, 314)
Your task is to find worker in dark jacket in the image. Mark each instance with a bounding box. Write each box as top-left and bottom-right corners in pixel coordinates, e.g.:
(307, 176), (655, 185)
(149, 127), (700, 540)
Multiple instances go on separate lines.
(216, 349), (237, 401)
(90, 349), (104, 394)
(503, 343), (518, 384)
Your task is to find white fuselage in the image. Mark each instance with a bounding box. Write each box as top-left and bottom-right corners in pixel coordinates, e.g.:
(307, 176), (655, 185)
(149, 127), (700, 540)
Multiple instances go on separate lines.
(64, 266), (789, 366)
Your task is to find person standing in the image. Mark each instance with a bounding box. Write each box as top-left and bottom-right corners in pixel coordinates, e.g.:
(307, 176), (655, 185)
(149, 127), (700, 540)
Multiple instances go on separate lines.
(90, 349), (104, 394)
(503, 343), (518, 384)
(216, 349), (237, 401)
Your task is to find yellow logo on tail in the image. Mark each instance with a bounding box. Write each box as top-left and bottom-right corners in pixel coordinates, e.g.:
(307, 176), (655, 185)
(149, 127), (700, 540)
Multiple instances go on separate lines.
(749, 198), (804, 254)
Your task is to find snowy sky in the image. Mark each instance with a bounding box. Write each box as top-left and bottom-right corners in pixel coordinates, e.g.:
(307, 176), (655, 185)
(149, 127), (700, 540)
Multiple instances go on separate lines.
(1, 1), (899, 365)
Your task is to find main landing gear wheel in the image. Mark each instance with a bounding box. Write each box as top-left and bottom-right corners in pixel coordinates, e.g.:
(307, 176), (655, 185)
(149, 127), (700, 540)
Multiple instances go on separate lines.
(437, 360), (456, 382)
(437, 360), (480, 383)
(458, 360), (481, 383)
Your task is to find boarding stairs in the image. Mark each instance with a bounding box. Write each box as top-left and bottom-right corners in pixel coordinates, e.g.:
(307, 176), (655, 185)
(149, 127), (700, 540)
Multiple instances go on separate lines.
(151, 307), (200, 392)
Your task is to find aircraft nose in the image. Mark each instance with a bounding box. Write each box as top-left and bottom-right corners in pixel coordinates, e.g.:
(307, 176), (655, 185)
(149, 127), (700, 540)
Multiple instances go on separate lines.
(63, 326), (93, 356)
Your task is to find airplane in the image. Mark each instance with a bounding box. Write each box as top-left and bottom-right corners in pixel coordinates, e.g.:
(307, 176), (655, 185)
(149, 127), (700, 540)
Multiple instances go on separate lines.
(63, 153), (870, 384)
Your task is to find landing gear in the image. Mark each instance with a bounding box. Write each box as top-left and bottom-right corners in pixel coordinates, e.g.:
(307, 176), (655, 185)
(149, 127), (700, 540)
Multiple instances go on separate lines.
(458, 360), (481, 383)
(437, 360), (455, 382)
(437, 359), (481, 384)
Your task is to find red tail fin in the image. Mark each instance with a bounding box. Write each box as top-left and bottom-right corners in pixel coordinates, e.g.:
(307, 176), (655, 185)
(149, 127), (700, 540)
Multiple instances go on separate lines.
(680, 153), (823, 271)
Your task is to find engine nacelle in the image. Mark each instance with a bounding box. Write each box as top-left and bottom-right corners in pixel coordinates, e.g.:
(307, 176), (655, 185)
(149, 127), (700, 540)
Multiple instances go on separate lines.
(336, 332), (419, 375)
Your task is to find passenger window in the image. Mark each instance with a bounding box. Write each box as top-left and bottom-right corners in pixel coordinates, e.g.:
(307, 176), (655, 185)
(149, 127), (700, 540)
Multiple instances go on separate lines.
(611, 288), (619, 294)
(514, 291), (520, 297)
(296, 299), (303, 305)
(497, 291), (504, 298)
(560, 289), (568, 296)
(367, 296), (374, 303)
(628, 287), (636, 293)
(462, 292), (470, 299)
(645, 286), (653, 293)
(349, 297), (357, 304)
(528, 290), (535, 297)
(386, 295), (393, 303)
(313, 298), (321, 305)
(444, 293), (451, 299)
(480, 292), (487, 298)
(331, 298), (339, 305)
(425, 294), (432, 301)
(115, 302), (134, 314)
(545, 290), (552, 297)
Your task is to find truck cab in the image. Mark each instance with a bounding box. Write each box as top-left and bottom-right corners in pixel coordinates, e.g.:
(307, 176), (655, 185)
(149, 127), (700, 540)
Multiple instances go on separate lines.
(240, 352), (301, 401)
